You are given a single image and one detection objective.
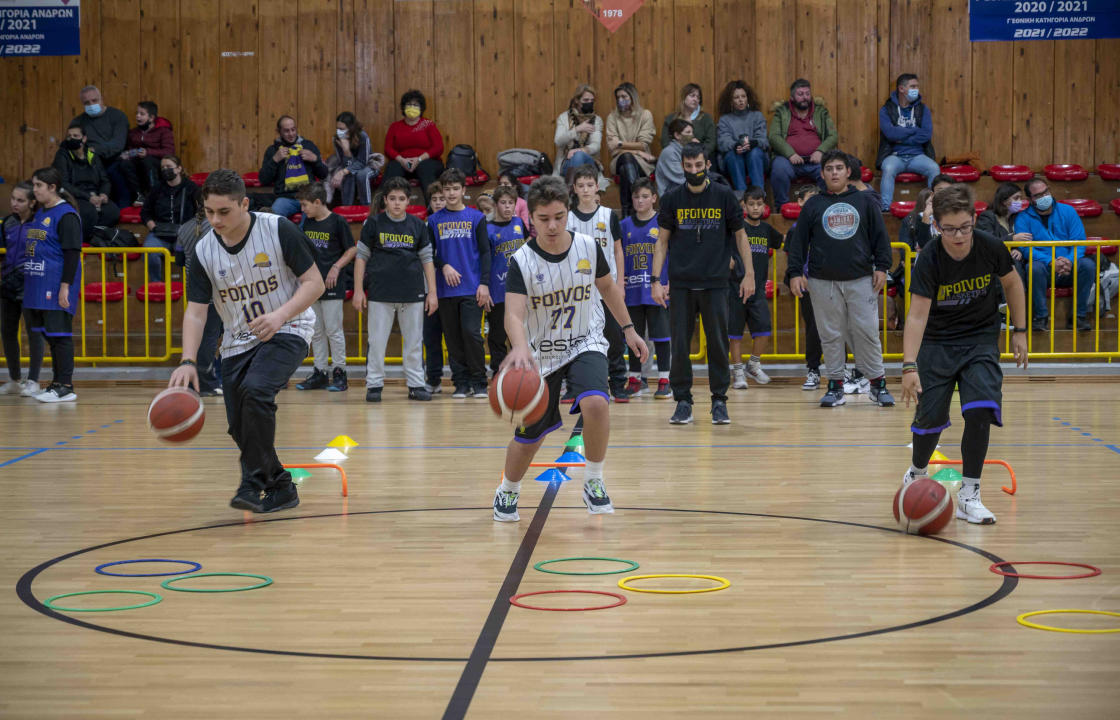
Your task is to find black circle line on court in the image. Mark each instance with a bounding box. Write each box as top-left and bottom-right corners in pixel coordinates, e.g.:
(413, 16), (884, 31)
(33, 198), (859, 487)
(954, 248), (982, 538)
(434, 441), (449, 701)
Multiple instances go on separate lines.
(16, 506), (1018, 663)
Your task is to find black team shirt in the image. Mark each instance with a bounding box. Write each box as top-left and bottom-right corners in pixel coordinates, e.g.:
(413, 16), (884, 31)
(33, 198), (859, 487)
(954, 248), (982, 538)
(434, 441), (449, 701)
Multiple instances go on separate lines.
(657, 180), (743, 289)
(301, 211), (354, 301)
(910, 228), (1013, 346)
(358, 212), (431, 303)
(731, 218), (784, 291)
(786, 186), (892, 281)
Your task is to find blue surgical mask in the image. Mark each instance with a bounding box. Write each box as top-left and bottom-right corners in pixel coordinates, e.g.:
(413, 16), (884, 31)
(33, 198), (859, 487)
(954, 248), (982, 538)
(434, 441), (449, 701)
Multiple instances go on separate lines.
(85, 103), (102, 116)
(1034, 194), (1053, 212)
(906, 88), (919, 102)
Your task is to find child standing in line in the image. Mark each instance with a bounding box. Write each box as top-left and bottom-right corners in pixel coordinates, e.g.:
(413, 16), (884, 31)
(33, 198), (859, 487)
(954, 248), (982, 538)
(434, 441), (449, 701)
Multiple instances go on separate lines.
(620, 178), (671, 398)
(783, 184), (823, 389)
(729, 187), (783, 389)
(423, 181), (446, 392)
(485, 185), (528, 374)
(497, 171), (533, 233)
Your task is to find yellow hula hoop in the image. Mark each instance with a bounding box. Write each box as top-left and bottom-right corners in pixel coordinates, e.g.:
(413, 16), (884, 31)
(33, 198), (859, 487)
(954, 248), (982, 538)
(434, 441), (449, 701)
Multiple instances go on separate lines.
(618, 574), (730, 594)
(1016, 609), (1120, 634)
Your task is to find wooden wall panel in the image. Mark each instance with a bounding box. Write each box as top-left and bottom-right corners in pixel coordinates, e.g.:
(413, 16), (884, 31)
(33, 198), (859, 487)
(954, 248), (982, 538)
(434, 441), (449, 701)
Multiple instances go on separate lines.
(139, 0), (181, 138)
(433, 0), (476, 153)
(474, 0), (516, 170)
(217, 0), (260, 175)
(180, 0), (220, 173)
(795, 0), (837, 113)
(0, 59), (25, 181)
(517, 0), (556, 156)
(354, 0), (396, 151)
(1094, 40), (1120, 166)
(889, 0), (929, 89)
(594, 18), (635, 168)
(970, 40), (1013, 166)
(672, 0), (714, 116)
(836, 0), (880, 166)
(22, 58), (63, 173)
(392, 0), (433, 113)
(100, 0), (142, 116)
(753, 0), (796, 111)
(257, 0), (298, 154)
(553, 0), (596, 106)
(61, 0), (101, 124)
(713, 0), (756, 106)
(1052, 40), (1095, 168)
(297, 0), (338, 152)
(928, 0), (970, 159)
(336, 0), (356, 115)
(634, 0), (677, 151)
(1012, 41), (1055, 169)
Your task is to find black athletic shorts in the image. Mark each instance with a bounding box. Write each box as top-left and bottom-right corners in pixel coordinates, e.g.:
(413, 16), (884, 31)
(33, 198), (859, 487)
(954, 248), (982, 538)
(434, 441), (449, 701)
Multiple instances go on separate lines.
(23, 308), (74, 338)
(911, 343), (1003, 435)
(727, 282), (772, 339)
(626, 303), (670, 342)
(515, 351), (609, 443)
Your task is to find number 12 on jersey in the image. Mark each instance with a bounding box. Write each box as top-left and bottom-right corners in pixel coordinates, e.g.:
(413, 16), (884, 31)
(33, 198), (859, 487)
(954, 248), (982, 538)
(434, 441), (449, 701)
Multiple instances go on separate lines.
(549, 305), (575, 330)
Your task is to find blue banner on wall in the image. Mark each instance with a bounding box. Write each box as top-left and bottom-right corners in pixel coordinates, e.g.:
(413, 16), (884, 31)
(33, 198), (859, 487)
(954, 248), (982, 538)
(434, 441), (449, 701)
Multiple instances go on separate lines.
(970, 0), (1120, 41)
(0, 0), (80, 57)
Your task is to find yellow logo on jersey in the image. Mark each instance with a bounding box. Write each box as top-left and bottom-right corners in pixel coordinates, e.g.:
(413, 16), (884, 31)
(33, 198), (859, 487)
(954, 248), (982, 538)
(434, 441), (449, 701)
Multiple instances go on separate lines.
(595, 221), (607, 231)
(42, 217), (51, 227)
(253, 252), (271, 268)
(513, 225), (523, 236)
(650, 227), (660, 238)
(576, 258), (592, 275)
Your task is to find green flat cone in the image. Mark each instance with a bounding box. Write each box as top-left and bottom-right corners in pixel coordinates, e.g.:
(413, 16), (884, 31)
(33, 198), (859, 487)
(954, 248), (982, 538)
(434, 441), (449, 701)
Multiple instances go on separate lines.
(932, 467), (963, 484)
(288, 468), (313, 485)
(564, 435), (585, 454)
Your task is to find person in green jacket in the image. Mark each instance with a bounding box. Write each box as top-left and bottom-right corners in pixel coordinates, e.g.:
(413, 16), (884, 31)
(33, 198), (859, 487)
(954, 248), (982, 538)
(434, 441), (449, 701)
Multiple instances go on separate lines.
(767, 78), (839, 207)
(660, 83), (717, 160)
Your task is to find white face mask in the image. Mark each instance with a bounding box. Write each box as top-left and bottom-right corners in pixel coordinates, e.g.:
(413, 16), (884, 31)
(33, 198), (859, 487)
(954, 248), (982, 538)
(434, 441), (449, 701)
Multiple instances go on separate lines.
(336, 128), (348, 138)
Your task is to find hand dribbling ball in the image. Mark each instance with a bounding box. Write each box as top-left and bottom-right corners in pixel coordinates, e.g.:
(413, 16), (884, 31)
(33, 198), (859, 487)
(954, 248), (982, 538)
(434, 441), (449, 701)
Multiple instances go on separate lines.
(148, 387), (205, 443)
(893, 476), (953, 535)
(489, 366), (549, 427)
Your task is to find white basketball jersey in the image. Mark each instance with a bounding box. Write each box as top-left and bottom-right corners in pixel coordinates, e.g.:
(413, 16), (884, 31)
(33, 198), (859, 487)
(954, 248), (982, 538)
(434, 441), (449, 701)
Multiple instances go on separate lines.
(193, 212), (315, 356)
(567, 206), (619, 281)
(512, 232), (608, 376)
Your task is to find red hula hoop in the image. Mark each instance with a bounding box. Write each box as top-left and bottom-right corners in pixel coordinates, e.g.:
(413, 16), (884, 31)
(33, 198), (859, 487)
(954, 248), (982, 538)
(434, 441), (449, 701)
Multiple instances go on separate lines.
(509, 589), (627, 611)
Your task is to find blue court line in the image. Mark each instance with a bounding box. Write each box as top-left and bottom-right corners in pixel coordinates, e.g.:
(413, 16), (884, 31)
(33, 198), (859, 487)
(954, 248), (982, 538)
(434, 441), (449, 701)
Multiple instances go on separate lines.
(1106, 445), (1120, 455)
(0, 449), (47, 467)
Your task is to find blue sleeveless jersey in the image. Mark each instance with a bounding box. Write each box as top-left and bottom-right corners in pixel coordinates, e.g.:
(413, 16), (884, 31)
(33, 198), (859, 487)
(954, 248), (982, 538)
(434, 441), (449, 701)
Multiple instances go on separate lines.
(24, 203), (80, 314)
(620, 215), (666, 306)
(487, 217), (527, 304)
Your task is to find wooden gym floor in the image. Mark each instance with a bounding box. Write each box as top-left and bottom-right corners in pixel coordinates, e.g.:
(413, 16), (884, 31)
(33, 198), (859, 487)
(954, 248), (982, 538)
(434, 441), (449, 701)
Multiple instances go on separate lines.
(1, 379), (1118, 719)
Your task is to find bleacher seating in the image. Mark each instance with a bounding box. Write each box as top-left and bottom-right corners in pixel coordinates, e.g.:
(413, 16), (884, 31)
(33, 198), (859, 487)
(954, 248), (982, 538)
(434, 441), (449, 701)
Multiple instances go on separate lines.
(780, 202), (800, 220)
(464, 170), (490, 186)
(990, 165), (1034, 181)
(1097, 164), (1120, 181)
(1110, 198), (1120, 216)
(890, 201), (915, 219)
(1060, 198), (1103, 218)
(895, 172), (925, 184)
(135, 281), (184, 303)
(189, 172), (210, 185)
(941, 164), (980, 182)
(1044, 164), (1088, 181)
(242, 171), (261, 187)
(83, 281), (125, 303)
(119, 206), (142, 224)
(334, 206), (370, 223)
(405, 205), (428, 220)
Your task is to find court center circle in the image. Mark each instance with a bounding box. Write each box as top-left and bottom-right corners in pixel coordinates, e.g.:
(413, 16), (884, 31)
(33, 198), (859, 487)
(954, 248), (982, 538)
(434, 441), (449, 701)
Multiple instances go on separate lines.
(95, 559), (203, 577)
(509, 590), (627, 611)
(533, 557), (639, 575)
(618, 574), (730, 594)
(44, 590), (162, 613)
(989, 561), (1102, 580)
(161, 572), (273, 593)
(1016, 609), (1120, 634)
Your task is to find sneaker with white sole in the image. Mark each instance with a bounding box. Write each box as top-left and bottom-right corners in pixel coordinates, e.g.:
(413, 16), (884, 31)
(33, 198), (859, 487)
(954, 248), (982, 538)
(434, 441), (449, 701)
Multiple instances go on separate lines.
(493, 486), (520, 522)
(730, 363), (748, 390)
(843, 370), (870, 395)
(425, 382), (442, 395)
(669, 400), (694, 424)
(901, 467), (928, 487)
(956, 486), (996, 524)
(625, 376), (642, 397)
(870, 380), (895, 407)
(746, 360), (771, 384)
(35, 382), (77, 403)
(710, 399), (730, 425)
(582, 478), (614, 514)
(451, 385), (470, 399)
(20, 379), (42, 397)
(0, 380), (20, 394)
(819, 380), (846, 407)
(653, 378), (672, 399)
(802, 369), (820, 391)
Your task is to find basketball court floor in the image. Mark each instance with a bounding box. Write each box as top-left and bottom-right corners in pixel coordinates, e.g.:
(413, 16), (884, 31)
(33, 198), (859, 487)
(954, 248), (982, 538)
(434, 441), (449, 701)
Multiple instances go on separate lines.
(1, 379), (1117, 718)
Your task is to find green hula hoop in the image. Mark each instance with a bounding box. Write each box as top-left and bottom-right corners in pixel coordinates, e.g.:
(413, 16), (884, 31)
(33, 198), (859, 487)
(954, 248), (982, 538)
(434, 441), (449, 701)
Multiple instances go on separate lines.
(533, 557), (640, 576)
(44, 590), (162, 612)
(161, 572), (273, 593)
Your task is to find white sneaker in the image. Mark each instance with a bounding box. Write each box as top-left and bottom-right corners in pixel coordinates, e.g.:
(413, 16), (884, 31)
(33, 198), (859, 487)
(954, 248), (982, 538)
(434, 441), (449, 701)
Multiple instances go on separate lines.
(0, 380), (19, 394)
(492, 486), (520, 522)
(19, 380), (42, 397)
(746, 360), (771, 385)
(956, 486), (996, 524)
(901, 467), (928, 487)
(34, 383), (77, 403)
(582, 477), (614, 514)
(843, 374), (870, 395)
(730, 363), (748, 390)
(801, 370), (820, 390)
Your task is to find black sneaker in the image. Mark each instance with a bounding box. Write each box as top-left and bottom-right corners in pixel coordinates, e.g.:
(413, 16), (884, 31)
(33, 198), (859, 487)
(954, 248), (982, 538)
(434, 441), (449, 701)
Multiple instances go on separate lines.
(1075, 315), (1091, 332)
(229, 487), (264, 512)
(365, 387), (382, 403)
(408, 387), (432, 401)
(669, 400), (694, 425)
(296, 369), (329, 390)
(611, 384), (631, 403)
(870, 378), (895, 407)
(471, 385), (489, 399)
(820, 379), (846, 407)
(1032, 316), (1049, 332)
(452, 385), (470, 399)
(327, 367), (348, 392)
(261, 481), (300, 513)
(711, 399), (730, 425)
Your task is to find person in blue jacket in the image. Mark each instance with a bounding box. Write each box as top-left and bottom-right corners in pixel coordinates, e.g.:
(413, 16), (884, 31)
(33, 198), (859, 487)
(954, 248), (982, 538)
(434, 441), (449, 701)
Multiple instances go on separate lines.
(875, 73), (939, 211)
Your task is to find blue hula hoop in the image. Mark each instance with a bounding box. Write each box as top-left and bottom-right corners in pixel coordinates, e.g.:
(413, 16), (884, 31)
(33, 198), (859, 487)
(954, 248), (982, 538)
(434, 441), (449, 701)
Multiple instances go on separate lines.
(95, 559), (203, 577)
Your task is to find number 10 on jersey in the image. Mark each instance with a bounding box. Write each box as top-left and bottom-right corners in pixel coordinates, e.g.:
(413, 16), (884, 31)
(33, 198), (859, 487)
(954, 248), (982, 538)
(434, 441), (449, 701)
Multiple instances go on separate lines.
(242, 300), (266, 323)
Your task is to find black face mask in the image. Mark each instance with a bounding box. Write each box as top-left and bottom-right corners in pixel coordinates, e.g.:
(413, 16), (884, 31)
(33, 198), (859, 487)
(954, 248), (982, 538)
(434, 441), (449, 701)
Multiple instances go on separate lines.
(62, 138), (82, 151)
(161, 168), (178, 181)
(580, 101), (594, 114)
(684, 169), (707, 188)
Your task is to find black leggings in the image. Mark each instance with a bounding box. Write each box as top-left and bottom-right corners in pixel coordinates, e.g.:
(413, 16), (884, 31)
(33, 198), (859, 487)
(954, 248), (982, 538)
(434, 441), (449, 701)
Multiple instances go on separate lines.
(2, 296), (43, 382)
(382, 158), (445, 202)
(615, 153), (644, 215)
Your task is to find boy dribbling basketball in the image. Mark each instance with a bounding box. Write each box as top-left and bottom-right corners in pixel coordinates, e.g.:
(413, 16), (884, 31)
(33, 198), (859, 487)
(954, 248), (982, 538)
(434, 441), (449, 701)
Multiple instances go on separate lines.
(492, 176), (648, 522)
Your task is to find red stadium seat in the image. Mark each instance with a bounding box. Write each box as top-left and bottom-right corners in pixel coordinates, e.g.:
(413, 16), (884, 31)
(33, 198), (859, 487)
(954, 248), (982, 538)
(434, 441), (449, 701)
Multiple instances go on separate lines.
(974, 201), (989, 213)
(861, 166), (873, 183)
(890, 201), (916, 219)
(289, 213), (302, 223)
(189, 172), (210, 185)
(1097, 163), (1120, 181)
(464, 170), (490, 187)
(1052, 287), (1073, 298)
(1110, 198), (1120, 216)
(742, 207), (771, 220)
(1059, 198), (1102, 218)
(1044, 164), (1088, 181)
(1084, 238), (1118, 257)
(242, 171), (261, 187)
(781, 202), (801, 220)
(896, 172), (925, 183)
(345, 289), (354, 301)
(989, 165), (1033, 181)
(405, 205), (428, 220)
(765, 280), (777, 300)
(83, 282), (125, 302)
(334, 206), (370, 223)
(940, 164), (980, 182)
(887, 286), (899, 298)
(135, 281), (184, 302)
(119, 206), (142, 224)
(518, 174), (541, 186)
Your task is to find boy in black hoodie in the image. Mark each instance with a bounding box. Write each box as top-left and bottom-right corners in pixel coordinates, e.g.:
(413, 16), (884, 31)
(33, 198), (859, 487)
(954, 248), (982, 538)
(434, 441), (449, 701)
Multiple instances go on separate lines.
(787, 149), (894, 408)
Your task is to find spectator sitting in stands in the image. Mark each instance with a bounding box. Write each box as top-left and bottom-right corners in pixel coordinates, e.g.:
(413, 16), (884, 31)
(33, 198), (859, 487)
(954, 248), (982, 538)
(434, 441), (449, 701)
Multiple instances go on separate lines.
(900, 188), (935, 254)
(846, 153), (882, 209)
(656, 118), (694, 196)
(605, 82), (656, 217)
(554, 84), (604, 185)
(1014, 178), (1094, 331)
(73, 85), (130, 206)
(259, 115), (329, 218)
(53, 121), (120, 238)
(330, 111), (377, 207)
(930, 174), (957, 193)
(141, 155), (199, 282)
(716, 80), (769, 196)
(661, 83), (716, 161)
(768, 78), (838, 209)
(383, 90), (445, 201)
(976, 181), (1031, 280)
(121, 101), (175, 206)
(876, 73), (939, 211)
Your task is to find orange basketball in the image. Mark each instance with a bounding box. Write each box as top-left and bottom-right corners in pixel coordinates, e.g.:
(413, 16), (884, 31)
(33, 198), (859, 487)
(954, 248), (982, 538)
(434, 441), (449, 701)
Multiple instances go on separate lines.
(488, 366), (549, 427)
(147, 387), (205, 443)
(893, 477), (953, 535)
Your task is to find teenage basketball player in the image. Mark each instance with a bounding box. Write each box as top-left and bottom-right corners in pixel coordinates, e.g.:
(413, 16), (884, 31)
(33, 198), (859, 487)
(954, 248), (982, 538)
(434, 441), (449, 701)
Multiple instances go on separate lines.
(900, 184), (1028, 525)
(170, 170), (324, 513)
(492, 176), (648, 522)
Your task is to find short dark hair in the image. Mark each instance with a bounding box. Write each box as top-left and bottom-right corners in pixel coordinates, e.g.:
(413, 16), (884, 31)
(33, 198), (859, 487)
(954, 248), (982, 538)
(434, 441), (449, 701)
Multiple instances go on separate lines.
(275, 115), (295, 131)
(991, 181), (1023, 217)
(743, 187), (767, 203)
(382, 176), (411, 197)
(845, 153), (862, 178)
(400, 89), (426, 115)
(296, 182), (327, 204)
(438, 167), (466, 187)
(631, 177), (655, 197)
(820, 149), (849, 170)
(931, 173), (957, 188)
(931, 184), (975, 223)
(492, 185), (518, 204)
(527, 176), (570, 215)
(570, 164), (598, 186)
(200, 168), (246, 201)
(1025, 177), (1049, 198)
(138, 100), (158, 117)
(793, 184), (819, 202)
(668, 117), (693, 138)
(896, 73), (918, 89)
(790, 78), (811, 94)
(67, 119), (84, 132)
(426, 180), (443, 197)
(681, 142), (707, 163)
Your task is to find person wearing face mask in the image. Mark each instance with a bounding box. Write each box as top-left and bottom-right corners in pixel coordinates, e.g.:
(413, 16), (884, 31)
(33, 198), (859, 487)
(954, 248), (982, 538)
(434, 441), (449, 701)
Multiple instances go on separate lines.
(120, 101), (176, 206)
(768, 78), (839, 208)
(1014, 178), (1094, 331)
(976, 182), (1032, 283)
(876, 73), (939, 212)
(72, 85), (130, 204)
(383, 90), (445, 202)
(661, 83), (717, 161)
(52, 121), (121, 239)
(329, 111), (377, 206)
(716, 80), (769, 196)
(259, 115), (330, 218)
(141, 155), (200, 282)
(554, 84), (604, 185)
(605, 82), (656, 217)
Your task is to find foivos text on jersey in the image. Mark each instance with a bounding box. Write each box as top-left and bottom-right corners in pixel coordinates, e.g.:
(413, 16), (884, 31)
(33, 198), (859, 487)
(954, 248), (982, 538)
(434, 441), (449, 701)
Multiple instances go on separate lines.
(218, 275), (280, 304)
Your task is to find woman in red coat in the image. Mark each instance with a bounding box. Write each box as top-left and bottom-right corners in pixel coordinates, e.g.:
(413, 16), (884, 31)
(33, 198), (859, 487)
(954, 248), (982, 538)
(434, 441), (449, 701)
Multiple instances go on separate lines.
(383, 90), (444, 201)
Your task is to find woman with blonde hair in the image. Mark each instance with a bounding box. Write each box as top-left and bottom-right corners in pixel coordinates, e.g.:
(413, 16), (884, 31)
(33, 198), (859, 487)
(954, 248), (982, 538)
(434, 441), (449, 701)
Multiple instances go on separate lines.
(660, 82), (716, 160)
(605, 82), (655, 216)
(553, 84), (603, 184)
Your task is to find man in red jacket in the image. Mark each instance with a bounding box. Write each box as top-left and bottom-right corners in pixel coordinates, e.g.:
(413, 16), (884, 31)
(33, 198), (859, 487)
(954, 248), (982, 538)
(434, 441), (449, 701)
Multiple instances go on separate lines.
(121, 101), (175, 205)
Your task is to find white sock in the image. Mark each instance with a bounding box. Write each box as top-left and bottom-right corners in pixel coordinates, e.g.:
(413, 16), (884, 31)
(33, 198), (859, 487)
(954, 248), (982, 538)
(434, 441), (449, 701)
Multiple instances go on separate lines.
(628, 371), (639, 379)
(658, 371), (669, 379)
(500, 474), (521, 493)
(961, 477), (980, 495)
(910, 465), (928, 477)
(584, 460), (604, 481)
